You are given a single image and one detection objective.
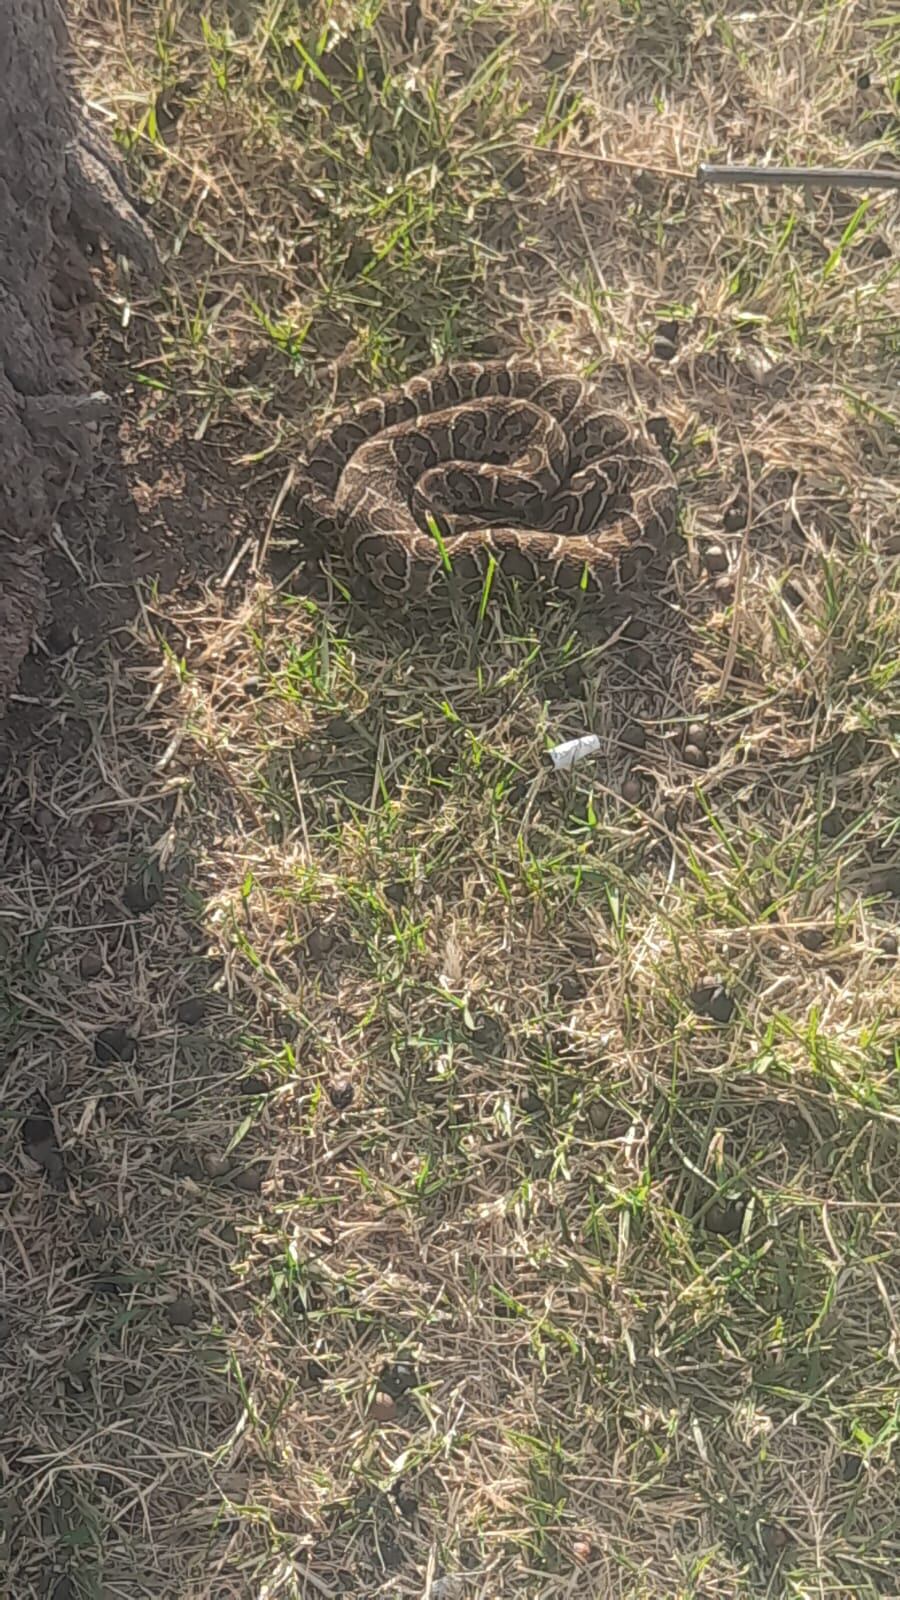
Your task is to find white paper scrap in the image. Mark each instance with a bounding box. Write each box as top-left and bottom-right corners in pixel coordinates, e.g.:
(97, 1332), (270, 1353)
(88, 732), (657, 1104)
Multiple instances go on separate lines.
(548, 734), (603, 771)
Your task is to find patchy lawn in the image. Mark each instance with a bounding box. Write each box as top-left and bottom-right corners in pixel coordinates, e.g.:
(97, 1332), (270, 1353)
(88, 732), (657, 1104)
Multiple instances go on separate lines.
(1, 2), (898, 1597)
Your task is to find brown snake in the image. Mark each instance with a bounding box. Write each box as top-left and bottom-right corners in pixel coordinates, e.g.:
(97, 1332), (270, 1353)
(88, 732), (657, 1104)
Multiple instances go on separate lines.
(294, 359), (677, 600)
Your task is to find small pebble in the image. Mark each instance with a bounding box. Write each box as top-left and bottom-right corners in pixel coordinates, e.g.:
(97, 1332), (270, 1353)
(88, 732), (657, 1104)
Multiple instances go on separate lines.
(653, 336), (677, 362)
(703, 544), (729, 575)
(723, 502), (746, 533)
(123, 879), (161, 913)
(686, 722), (709, 750)
(877, 932), (898, 959)
(573, 1538), (593, 1564)
(94, 1026), (137, 1065)
(370, 1390), (397, 1422)
(799, 928), (826, 952)
(22, 1114), (54, 1149)
(691, 981), (735, 1023)
(622, 722), (646, 749)
(704, 1197), (745, 1237)
(165, 1296), (194, 1328)
(327, 1077), (355, 1111)
(239, 1075), (269, 1098)
(176, 996), (206, 1025)
(231, 1164), (265, 1193)
(682, 742), (707, 768)
(79, 951), (103, 980)
(707, 988), (735, 1023)
(46, 623), (74, 656)
(622, 777), (641, 804)
(713, 574), (735, 601)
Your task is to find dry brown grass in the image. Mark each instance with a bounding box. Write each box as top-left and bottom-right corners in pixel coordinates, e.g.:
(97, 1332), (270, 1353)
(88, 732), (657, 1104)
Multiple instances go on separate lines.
(2, 2), (899, 1597)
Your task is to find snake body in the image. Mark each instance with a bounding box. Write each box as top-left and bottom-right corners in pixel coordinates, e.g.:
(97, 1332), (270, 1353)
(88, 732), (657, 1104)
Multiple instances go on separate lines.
(295, 359), (677, 600)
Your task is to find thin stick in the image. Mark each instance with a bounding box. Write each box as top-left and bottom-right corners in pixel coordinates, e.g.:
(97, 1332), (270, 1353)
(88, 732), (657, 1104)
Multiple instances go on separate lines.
(716, 432), (754, 700)
(253, 464), (295, 574)
(520, 142), (690, 182)
(698, 162), (900, 192)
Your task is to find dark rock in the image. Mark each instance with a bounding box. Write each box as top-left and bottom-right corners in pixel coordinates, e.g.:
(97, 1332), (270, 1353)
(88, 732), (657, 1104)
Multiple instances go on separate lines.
(165, 1296), (194, 1328)
(704, 1197), (745, 1237)
(176, 996), (206, 1025)
(702, 543), (728, 575)
(123, 878), (162, 913)
(691, 981), (735, 1023)
(231, 1164), (265, 1193)
(94, 1026), (137, 1065)
(239, 1075), (269, 1098)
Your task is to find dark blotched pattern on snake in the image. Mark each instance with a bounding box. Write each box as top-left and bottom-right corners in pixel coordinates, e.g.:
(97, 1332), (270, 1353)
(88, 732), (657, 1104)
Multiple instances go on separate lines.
(294, 359), (678, 600)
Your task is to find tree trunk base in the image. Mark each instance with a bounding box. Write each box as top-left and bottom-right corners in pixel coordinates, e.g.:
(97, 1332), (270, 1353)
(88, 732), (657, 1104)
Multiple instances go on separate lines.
(0, 6), (157, 711)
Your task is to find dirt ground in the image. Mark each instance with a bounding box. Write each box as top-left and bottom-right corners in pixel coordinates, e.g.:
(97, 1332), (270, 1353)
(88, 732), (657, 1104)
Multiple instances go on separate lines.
(1, 3), (899, 1598)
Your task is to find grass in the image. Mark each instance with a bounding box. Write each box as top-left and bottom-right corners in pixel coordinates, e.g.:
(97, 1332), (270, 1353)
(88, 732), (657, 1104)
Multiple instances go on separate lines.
(1, 1), (899, 1596)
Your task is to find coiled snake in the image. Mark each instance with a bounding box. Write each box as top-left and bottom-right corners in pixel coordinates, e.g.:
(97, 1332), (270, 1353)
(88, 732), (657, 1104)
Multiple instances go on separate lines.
(294, 359), (677, 600)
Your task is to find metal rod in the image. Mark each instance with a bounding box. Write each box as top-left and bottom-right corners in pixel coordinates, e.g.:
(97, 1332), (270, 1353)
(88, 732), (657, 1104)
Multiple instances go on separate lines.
(698, 162), (900, 192)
